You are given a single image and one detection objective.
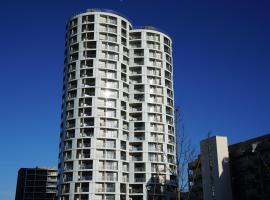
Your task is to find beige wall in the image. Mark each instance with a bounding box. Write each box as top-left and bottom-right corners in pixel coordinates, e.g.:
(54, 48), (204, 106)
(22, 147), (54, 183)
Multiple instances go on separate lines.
(200, 136), (232, 200)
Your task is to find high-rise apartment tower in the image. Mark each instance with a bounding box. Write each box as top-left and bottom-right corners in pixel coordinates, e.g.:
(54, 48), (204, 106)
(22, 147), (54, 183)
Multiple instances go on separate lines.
(58, 9), (177, 200)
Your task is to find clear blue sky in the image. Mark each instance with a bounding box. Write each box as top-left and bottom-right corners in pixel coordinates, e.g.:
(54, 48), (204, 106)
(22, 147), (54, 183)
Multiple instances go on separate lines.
(0, 0), (270, 199)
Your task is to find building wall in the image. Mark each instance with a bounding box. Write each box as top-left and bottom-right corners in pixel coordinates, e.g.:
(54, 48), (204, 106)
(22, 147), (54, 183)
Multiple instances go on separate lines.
(58, 9), (177, 200)
(200, 136), (232, 200)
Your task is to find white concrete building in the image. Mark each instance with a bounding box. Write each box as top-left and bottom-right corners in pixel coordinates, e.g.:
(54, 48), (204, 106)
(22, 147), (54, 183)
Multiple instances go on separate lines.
(200, 136), (233, 200)
(58, 9), (177, 200)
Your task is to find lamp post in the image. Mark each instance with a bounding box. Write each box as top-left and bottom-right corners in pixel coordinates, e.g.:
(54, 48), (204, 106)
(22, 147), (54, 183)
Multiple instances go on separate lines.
(146, 184), (152, 200)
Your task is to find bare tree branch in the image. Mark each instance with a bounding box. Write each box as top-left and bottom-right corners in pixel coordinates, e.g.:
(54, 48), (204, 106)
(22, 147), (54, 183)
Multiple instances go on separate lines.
(175, 107), (197, 192)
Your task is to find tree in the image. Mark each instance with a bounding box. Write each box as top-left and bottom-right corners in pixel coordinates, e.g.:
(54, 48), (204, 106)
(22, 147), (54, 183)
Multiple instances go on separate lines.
(153, 106), (197, 200)
(175, 107), (197, 198)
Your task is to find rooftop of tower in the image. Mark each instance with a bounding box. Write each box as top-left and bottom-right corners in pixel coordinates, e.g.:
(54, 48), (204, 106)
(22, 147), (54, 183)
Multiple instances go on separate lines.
(69, 8), (133, 25)
(69, 9), (172, 39)
(86, 8), (130, 21)
(133, 26), (171, 39)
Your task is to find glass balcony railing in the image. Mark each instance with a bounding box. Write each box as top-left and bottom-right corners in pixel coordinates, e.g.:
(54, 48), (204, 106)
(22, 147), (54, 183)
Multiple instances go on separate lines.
(79, 176), (92, 181)
(130, 146), (143, 151)
(80, 164), (93, 169)
(134, 177), (146, 182)
(134, 167), (145, 172)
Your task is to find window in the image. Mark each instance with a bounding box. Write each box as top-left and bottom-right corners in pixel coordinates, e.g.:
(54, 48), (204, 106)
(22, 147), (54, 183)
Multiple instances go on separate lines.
(164, 36), (171, 46)
(99, 33), (117, 42)
(99, 69), (117, 79)
(81, 59), (93, 68)
(101, 89), (118, 98)
(130, 41), (141, 48)
(83, 50), (96, 58)
(109, 16), (117, 25)
(82, 24), (94, 32)
(130, 32), (141, 40)
(100, 24), (117, 33)
(121, 20), (127, 29)
(99, 60), (117, 70)
(98, 108), (116, 118)
(100, 118), (118, 128)
(82, 33), (94, 41)
(147, 32), (160, 41)
(100, 129), (118, 138)
(101, 79), (118, 89)
(83, 41), (96, 49)
(82, 15), (95, 23)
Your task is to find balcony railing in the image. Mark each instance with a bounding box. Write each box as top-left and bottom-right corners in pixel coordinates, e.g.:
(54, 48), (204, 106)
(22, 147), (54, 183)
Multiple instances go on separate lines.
(78, 176), (92, 181)
(64, 176), (72, 182)
(101, 165), (117, 170)
(131, 157), (143, 161)
(76, 187), (89, 192)
(96, 188), (105, 192)
(101, 176), (117, 181)
(130, 146), (143, 151)
(130, 188), (143, 194)
(77, 143), (91, 148)
(134, 126), (145, 131)
(135, 177), (146, 182)
(134, 167), (145, 172)
(80, 164), (93, 169)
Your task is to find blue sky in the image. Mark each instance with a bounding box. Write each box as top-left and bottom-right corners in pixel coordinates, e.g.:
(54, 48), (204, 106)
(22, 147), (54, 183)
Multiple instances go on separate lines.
(0, 0), (270, 199)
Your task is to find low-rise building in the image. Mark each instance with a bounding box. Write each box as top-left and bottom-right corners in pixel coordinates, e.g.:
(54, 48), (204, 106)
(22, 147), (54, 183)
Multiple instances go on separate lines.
(229, 134), (270, 200)
(188, 133), (270, 200)
(15, 167), (57, 200)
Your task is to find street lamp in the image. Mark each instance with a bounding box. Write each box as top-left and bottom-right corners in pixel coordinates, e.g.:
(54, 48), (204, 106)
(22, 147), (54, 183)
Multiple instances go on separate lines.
(146, 184), (151, 200)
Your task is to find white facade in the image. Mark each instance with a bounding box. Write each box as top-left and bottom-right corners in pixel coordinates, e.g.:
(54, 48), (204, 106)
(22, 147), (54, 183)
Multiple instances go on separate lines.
(58, 9), (177, 200)
(200, 136), (233, 200)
